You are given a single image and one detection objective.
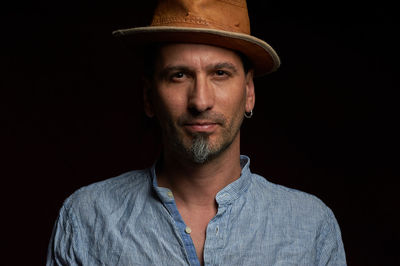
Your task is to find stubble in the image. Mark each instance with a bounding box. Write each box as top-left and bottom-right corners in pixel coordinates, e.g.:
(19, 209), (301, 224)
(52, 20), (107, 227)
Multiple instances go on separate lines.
(166, 111), (243, 164)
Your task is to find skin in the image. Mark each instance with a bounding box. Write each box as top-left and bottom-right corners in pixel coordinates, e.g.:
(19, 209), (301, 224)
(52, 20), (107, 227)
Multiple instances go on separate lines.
(144, 43), (255, 265)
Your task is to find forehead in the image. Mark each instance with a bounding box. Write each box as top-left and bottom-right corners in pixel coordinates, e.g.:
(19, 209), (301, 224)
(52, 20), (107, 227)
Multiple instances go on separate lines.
(156, 43), (243, 69)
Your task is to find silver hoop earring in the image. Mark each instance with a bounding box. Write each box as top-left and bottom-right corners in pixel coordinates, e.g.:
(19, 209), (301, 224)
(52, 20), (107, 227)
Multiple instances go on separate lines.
(244, 110), (253, 118)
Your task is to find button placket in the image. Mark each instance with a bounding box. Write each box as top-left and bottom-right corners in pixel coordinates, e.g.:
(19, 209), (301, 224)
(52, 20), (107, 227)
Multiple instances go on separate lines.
(203, 204), (228, 266)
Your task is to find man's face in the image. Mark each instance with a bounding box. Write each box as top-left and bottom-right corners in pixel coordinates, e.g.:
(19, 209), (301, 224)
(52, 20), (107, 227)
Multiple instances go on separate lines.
(145, 43), (255, 163)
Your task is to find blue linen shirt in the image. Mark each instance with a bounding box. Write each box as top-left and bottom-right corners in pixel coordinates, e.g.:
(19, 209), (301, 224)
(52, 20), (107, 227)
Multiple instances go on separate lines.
(47, 155), (346, 265)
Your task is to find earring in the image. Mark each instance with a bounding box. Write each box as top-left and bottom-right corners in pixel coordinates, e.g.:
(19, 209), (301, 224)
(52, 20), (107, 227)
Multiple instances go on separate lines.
(244, 110), (253, 118)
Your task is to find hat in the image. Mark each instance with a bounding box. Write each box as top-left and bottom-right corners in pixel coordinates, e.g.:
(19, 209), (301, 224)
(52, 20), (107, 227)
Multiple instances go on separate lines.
(112, 0), (280, 76)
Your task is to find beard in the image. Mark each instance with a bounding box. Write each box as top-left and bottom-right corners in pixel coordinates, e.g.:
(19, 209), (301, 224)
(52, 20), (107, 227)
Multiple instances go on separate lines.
(163, 111), (243, 164)
(188, 133), (211, 163)
(172, 131), (234, 164)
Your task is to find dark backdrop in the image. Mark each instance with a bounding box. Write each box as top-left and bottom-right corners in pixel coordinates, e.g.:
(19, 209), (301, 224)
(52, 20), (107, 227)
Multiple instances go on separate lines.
(1, 1), (398, 265)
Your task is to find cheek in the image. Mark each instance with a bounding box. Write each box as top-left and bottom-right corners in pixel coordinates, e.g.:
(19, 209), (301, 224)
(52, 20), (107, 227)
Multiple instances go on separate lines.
(216, 85), (247, 116)
(154, 88), (188, 122)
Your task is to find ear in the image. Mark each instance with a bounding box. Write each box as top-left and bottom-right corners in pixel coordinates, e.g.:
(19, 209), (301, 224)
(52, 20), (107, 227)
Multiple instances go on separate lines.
(245, 70), (255, 113)
(143, 77), (155, 118)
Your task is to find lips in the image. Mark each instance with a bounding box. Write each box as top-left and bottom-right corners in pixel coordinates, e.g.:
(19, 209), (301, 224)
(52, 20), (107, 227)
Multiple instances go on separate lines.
(178, 112), (226, 134)
(183, 121), (219, 133)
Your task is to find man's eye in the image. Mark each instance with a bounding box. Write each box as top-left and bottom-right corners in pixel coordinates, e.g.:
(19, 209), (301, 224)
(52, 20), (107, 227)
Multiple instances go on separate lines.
(171, 72), (185, 79)
(215, 70), (228, 76)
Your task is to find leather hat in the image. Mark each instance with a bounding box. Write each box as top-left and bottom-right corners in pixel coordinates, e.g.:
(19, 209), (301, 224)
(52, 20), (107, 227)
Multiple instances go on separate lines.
(113, 0), (280, 76)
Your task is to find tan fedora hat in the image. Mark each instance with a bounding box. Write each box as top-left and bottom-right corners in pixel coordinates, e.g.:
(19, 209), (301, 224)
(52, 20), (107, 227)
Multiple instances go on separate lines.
(112, 0), (280, 76)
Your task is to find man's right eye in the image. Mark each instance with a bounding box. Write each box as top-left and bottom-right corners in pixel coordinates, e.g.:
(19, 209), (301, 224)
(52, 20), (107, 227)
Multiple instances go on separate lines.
(170, 72), (185, 81)
(173, 72), (184, 78)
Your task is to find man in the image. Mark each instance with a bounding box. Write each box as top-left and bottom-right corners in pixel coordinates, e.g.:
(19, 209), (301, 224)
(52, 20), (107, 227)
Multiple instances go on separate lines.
(47, 0), (346, 265)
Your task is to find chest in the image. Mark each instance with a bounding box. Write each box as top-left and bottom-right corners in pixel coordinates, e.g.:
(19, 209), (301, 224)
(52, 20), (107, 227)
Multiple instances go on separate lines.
(83, 199), (319, 265)
(179, 209), (215, 264)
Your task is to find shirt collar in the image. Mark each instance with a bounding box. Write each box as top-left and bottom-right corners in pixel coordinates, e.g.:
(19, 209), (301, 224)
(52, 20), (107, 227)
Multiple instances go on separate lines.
(215, 155), (252, 206)
(150, 155), (252, 205)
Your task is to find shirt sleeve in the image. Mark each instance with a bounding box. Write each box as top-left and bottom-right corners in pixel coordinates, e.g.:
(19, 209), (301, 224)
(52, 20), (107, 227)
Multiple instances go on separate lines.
(317, 208), (347, 266)
(46, 205), (84, 266)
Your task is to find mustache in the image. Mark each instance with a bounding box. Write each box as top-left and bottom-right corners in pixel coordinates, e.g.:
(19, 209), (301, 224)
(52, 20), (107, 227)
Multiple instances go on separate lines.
(177, 112), (226, 126)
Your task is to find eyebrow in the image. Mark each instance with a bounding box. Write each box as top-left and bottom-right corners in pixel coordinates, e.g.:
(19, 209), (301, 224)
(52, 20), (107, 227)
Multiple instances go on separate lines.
(157, 61), (239, 79)
(157, 65), (192, 79)
(209, 62), (239, 74)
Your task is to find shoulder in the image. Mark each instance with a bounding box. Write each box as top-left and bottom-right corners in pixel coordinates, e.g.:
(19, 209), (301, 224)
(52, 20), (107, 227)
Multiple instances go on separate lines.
(47, 169), (153, 264)
(249, 174), (345, 252)
(249, 173), (335, 223)
(243, 174), (346, 264)
(61, 169), (151, 219)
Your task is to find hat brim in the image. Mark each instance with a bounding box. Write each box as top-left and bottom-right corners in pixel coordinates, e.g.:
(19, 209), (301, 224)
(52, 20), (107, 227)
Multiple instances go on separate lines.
(113, 26), (280, 77)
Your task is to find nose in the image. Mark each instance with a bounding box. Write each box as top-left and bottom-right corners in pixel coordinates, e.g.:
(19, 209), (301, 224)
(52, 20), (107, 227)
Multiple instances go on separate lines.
(188, 75), (215, 114)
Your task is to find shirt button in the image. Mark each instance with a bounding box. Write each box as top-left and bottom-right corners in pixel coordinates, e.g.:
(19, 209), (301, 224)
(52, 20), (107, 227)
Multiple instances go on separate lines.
(215, 226), (219, 234)
(185, 227), (192, 234)
(167, 191), (174, 198)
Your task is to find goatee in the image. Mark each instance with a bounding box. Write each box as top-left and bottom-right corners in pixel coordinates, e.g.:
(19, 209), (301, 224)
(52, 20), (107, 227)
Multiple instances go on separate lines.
(190, 134), (212, 164)
(166, 110), (240, 164)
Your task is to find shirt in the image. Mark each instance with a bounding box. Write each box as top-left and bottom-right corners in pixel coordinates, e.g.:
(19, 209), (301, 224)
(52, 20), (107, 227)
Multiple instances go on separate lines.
(47, 155), (346, 265)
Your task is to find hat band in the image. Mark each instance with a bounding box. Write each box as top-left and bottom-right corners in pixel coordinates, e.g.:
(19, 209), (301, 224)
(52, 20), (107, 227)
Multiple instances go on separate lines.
(151, 14), (245, 33)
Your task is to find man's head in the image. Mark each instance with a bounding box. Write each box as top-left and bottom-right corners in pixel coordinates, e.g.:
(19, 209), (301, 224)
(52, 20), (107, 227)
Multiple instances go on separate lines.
(144, 43), (255, 163)
(113, 0), (280, 163)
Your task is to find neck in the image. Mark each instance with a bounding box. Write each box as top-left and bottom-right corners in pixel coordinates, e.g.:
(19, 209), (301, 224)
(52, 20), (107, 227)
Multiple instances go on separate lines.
(156, 136), (242, 209)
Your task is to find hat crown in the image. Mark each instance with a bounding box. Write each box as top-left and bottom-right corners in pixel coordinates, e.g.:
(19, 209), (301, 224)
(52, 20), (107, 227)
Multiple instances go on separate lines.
(151, 0), (251, 34)
(113, 0), (280, 76)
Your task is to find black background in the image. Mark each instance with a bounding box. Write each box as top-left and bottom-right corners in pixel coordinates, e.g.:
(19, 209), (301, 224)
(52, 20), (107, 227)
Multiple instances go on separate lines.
(1, 1), (399, 265)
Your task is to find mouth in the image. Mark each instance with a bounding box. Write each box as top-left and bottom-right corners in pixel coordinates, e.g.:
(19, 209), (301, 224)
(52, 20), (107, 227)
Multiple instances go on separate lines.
(183, 121), (219, 133)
